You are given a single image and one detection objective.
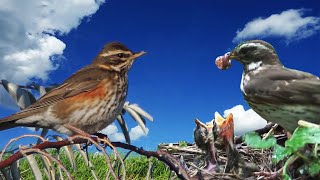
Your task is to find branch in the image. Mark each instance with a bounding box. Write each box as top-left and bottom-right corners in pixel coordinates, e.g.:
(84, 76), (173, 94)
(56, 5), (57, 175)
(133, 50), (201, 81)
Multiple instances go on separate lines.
(0, 135), (190, 180)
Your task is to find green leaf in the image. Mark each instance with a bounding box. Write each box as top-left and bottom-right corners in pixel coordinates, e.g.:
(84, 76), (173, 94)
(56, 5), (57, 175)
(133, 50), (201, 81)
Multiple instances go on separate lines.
(178, 141), (188, 147)
(282, 173), (292, 180)
(244, 132), (276, 149)
(305, 160), (320, 177)
(286, 127), (320, 152)
(272, 144), (292, 164)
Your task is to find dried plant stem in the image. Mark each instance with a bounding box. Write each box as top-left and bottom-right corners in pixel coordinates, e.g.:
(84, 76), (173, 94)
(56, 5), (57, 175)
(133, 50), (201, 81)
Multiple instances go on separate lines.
(262, 124), (278, 140)
(0, 135), (190, 180)
(0, 134), (46, 160)
(99, 137), (126, 179)
(254, 167), (283, 180)
(20, 148), (72, 179)
(69, 135), (118, 180)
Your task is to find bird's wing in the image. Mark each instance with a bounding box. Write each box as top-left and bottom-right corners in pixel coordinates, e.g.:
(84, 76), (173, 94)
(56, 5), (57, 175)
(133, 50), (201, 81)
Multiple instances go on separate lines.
(1, 65), (112, 121)
(244, 66), (320, 105)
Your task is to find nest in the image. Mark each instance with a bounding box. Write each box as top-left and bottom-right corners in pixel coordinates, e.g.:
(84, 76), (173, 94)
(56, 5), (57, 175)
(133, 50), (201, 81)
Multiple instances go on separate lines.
(158, 122), (289, 180)
(159, 143), (280, 179)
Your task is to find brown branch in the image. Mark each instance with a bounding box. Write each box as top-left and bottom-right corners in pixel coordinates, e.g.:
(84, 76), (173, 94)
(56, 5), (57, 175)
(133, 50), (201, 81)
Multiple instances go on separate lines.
(109, 142), (191, 180)
(253, 167), (283, 180)
(0, 134), (46, 161)
(0, 135), (190, 180)
(0, 136), (94, 168)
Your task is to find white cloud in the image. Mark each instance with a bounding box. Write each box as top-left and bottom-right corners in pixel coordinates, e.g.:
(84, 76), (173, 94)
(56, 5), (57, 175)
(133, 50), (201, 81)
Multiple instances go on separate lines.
(2, 35), (65, 83)
(233, 9), (320, 43)
(0, 0), (105, 108)
(100, 123), (149, 142)
(129, 125), (149, 141)
(217, 105), (267, 136)
(100, 124), (126, 142)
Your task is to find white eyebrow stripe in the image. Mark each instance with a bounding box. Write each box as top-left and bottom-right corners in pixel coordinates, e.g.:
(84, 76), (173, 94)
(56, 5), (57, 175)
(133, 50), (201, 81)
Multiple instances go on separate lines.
(100, 50), (131, 57)
(239, 43), (270, 51)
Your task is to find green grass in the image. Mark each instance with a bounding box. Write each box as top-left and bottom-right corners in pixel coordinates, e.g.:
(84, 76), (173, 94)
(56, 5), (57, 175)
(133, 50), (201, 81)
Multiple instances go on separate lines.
(16, 150), (172, 179)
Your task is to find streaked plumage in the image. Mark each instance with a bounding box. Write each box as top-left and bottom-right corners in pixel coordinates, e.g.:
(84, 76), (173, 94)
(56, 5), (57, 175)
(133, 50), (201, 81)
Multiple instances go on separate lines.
(216, 40), (320, 132)
(0, 42), (146, 135)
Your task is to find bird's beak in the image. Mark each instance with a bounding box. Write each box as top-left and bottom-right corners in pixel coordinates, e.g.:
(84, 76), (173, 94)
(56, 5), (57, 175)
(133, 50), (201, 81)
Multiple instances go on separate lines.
(131, 51), (147, 60)
(228, 51), (238, 60)
(214, 112), (235, 150)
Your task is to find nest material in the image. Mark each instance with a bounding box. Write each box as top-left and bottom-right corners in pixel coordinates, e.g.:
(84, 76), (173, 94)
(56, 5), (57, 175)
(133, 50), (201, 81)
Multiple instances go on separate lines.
(159, 142), (280, 179)
(158, 123), (287, 180)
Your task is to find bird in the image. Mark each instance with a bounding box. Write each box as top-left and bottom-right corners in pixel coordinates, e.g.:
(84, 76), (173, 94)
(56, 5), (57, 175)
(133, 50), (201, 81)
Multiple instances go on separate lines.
(215, 40), (320, 133)
(193, 113), (238, 174)
(212, 112), (234, 151)
(0, 42), (146, 136)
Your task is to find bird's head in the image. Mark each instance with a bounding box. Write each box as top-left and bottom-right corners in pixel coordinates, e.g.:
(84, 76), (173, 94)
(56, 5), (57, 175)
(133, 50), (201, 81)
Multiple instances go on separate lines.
(213, 112), (234, 150)
(216, 40), (282, 71)
(93, 42), (146, 72)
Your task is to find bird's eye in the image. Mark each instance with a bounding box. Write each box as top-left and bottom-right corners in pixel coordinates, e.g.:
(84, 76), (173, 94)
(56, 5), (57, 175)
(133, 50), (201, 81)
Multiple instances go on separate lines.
(117, 53), (124, 58)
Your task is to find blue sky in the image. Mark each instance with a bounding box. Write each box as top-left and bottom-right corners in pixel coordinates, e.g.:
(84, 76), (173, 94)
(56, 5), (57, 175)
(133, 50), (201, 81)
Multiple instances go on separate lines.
(0, 0), (320, 150)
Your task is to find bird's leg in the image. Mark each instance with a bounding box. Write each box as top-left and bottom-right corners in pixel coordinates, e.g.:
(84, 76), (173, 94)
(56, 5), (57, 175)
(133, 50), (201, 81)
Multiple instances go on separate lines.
(92, 132), (116, 150)
(64, 124), (91, 138)
(98, 137), (116, 150)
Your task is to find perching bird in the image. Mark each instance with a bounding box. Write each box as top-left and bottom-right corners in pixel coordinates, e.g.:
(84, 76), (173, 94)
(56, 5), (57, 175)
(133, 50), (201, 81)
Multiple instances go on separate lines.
(215, 40), (320, 132)
(0, 42), (146, 135)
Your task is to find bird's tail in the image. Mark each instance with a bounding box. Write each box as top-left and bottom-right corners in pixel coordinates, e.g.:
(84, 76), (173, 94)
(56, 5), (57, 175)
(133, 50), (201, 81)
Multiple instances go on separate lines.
(0, 115), (42, 131)
(0, 116), (20, 131)
(0, 112), (33, 131)
(0, 120), (19, 131)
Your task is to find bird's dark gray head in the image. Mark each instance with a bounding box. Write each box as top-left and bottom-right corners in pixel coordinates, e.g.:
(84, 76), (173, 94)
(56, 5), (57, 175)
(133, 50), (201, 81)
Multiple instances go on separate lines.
(230, 40), (281, 66)
(93, 41), (146, 71)
(215, 40), (282, 71)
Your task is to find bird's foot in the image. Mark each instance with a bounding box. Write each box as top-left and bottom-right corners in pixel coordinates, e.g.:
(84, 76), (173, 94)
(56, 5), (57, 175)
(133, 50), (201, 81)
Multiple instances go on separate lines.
(64, 124), (91, 138)
(91, 132), (116, 149)
(97, 135), (115, 150)
(92, 132), (108, 139)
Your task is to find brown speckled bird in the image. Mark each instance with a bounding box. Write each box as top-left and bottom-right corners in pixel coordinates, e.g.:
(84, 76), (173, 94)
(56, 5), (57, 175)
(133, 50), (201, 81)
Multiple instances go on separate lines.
(0, 42), (146, 135)
(216, 40), (320, 132)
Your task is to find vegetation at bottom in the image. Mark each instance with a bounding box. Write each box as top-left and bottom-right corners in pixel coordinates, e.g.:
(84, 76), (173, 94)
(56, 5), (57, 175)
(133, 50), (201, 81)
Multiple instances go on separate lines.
(17, 150), (171, 180)
(244, 126), (320, 180)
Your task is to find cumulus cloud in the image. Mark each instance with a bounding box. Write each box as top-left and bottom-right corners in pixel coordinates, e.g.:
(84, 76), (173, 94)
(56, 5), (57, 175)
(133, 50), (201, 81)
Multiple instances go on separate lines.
(100, 123), (149, 142)
(100, 124), (127, 142)
(0, 0), (105, 108)
(129, 125), (149, 141)
(233, 9), (320, 43)
(215, 105), (267, 136)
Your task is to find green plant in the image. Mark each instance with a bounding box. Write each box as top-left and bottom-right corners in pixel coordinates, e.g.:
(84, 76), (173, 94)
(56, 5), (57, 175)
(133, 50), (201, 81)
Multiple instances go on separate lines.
(244, 126), (320, 179)
(17, 151), (171, 179)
